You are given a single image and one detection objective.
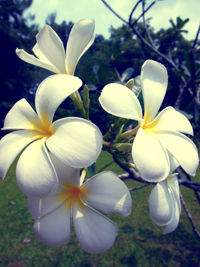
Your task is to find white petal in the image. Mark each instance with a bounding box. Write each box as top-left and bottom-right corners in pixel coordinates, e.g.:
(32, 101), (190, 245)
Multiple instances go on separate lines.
(84, 171), (132, 216)
(73, 205), (118, 253)
(150, 107), (193, 135)
(141, 60), (168, 122)
(99, 83), (143, 121)
(28, 186), (63, 219)
(0, 130), (38, 179)
(168, 152), (180, 173)
(3, 99), (39, 130)
(149, 181), (173, 226)
(168, 176), (181, 212)
(16, 48), (58, 73)
(66, 19), (95, 75)
(35, 74), (82, 124)
(49, 152), (81, 186)
(46, 117), (103, 168)
(32, 43), (53, 65)
(155, 131), (199, 176)
(36, 25), (66, 73)
(163, 193), (180, 234)
(34, 202), (71, 246)
(132, 128), (170, 182)
(16, 138), (58, 196)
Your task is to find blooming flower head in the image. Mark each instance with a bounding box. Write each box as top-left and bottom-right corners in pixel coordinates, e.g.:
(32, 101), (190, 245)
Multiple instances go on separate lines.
(148, 174), (181, 234)
(99, 60), (199, 182)
(16, 19), (95, 75)
(0, 75), (102, 196)
(28, 154), (132, 253)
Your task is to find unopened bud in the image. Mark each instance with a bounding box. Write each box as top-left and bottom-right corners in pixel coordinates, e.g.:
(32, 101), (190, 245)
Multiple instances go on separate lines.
(114, 143), (132, 152)
(125, 79), (134, 89)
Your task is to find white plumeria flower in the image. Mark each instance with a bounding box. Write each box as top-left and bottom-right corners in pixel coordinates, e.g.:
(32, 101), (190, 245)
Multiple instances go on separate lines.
(16, 19), (95, 75)
(149, 174), (181, 234)
(28, 154), (132, 253)
(99, 60), (199, 182)
(0, 75), (102, 196)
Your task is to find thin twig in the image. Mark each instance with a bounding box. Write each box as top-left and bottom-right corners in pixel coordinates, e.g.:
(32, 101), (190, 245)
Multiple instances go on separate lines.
(192, 24), (200, 49)
(129, 184), (150, 191)
(100, 0), (128, 25)
(174, 25), (200, 108)
(129, 0), (143, 25)
(131, 0), (156, 28)
(97, 160), (114, 173)
(114, 66), (121, 81)
(101, 0), (178, 69)
(141, 0), (155, 48)
(180, 193), (200, 240)
(180, 182), (200, 191)
(174, 69), (200, 108)
(177, 168), (200, 206)
(101, 0), (198, 109)
(112, 154), (150, 184)
(195, 86), (200, 106)
(130, 25), (178, 70)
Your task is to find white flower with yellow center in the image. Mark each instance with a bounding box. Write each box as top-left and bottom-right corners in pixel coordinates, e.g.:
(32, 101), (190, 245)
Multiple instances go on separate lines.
(99, 60), (199, 182)
(16, 19), (95, 75)
(149, 174), (181, 234)
(28, 154), (132, 253)
(0, 75), (102, 196)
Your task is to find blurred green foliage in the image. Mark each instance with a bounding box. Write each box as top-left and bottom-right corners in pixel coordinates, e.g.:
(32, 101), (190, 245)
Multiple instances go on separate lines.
(0, 151), (199, 266)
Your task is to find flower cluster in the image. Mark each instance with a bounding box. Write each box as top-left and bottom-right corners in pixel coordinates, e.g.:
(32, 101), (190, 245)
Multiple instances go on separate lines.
(99, 59), (199, 233)
(0, 19), (199, 253)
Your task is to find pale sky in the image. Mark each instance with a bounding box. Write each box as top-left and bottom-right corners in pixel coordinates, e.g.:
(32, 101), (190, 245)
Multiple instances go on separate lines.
(25, 0), (200, 40)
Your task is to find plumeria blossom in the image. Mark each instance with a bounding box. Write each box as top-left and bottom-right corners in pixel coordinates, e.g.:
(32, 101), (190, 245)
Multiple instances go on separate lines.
(149, 174), (181, 234)
(16, 19), (95, 75)
(28, 154), (132, 253)
(0, 75), (102, 196)
(149, 156), (181, 234)
(99, 60), (199, 182)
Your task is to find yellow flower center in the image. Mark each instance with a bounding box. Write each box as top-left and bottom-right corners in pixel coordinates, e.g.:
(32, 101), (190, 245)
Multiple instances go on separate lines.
(139, 110), (158, 134)
(57, 181), (88, 210)
(31, 112), (55, 138)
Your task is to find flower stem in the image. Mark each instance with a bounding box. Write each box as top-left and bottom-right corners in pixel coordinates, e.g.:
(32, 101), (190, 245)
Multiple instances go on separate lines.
(83, 85), (90, 120)
(70, 91), (87, 119)
(80, 168), (87, 184)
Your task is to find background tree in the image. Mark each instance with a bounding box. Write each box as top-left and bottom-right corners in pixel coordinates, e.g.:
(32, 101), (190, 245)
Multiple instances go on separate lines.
(0, 0), (39, 125)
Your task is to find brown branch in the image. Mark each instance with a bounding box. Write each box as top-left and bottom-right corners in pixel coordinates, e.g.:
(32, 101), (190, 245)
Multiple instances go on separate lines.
(112, 154), (149, 184)
(118, 172), (132, 180)
(177, 169), (200, 206)
(180, 181), (200, 191)
(180, 193), (200, 240)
